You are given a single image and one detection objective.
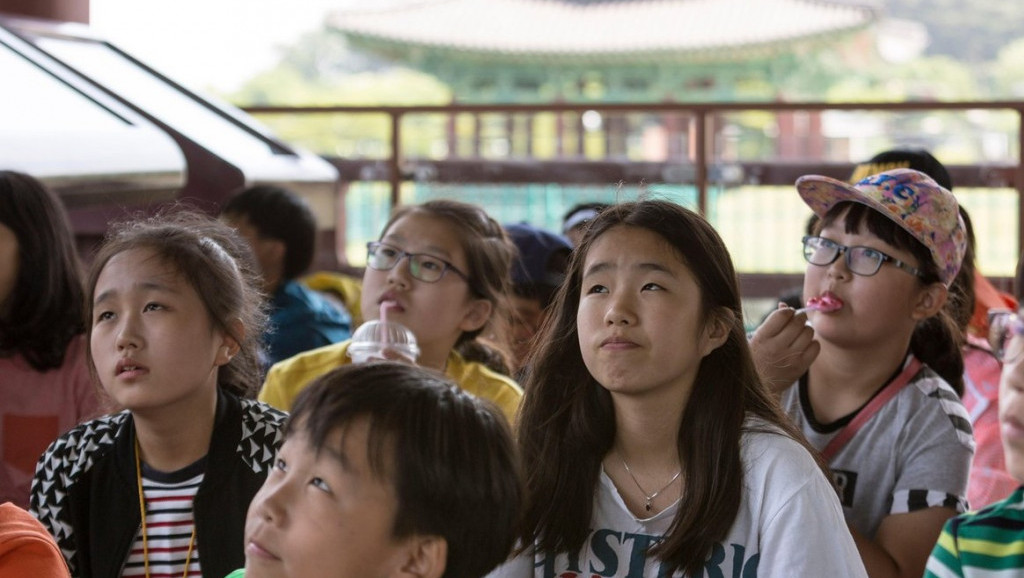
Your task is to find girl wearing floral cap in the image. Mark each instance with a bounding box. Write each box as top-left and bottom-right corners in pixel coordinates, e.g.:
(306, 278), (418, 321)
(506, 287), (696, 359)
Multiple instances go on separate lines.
(752, 168), (973, 578)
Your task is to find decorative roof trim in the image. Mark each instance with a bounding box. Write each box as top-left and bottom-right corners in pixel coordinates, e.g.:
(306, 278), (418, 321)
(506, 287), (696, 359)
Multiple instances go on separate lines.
(330, 0), (877, 60)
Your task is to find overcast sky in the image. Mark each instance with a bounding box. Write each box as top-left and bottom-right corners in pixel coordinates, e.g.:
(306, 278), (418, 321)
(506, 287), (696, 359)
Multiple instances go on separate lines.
(89, 0), (351, 93)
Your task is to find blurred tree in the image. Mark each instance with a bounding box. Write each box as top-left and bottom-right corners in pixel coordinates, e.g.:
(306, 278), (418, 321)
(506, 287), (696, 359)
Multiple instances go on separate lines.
(883, 0), (1022, 63)
(826, 55), (978, 101)
(990, 37), (1024, 98)
(279, 28), (391, 81)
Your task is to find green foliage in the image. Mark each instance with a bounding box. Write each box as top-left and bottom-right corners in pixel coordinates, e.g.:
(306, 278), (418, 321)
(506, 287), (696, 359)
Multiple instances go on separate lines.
(773, 50), (854, 100)
(884, 0), (1023, 62)
(880, 0), (1024, 62)
(229, 24), (453, 156)
(235, 62), (451, 155)
(280, 28), (392, 80)
(826, 55), (978, 102)
(991, 37), (1024, 98)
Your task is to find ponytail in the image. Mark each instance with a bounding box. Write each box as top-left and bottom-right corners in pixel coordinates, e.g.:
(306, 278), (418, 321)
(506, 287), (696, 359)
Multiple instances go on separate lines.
(910, 312), (964, 395)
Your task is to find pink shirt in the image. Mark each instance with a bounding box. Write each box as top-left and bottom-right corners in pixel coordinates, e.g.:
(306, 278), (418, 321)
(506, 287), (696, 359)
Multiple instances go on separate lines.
(961, 334), (1019, 509)
(0, 335), (102, 508)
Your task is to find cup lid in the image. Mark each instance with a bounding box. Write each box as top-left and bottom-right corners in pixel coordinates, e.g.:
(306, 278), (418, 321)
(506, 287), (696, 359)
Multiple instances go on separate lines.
(349, 320), (420, 358)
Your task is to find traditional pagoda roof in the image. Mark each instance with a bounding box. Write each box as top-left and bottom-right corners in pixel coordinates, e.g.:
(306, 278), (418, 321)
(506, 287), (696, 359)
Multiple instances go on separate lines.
(329, 0), (877, 64)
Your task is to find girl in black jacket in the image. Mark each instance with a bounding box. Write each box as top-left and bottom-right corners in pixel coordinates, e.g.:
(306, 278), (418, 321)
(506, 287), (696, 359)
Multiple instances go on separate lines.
(31, 210), (286, 578)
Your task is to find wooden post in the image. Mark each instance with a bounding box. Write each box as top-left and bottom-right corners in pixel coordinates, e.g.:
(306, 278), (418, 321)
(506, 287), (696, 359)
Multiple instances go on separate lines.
(576, 112), (585, 158)
(389, 112), (401, 208)
(446, 98), (457, 158)
(472, 113), (482, 157)
(525, 113), (534, 157)
(0, 0), (88, 23)
(695, 110), (708, 215)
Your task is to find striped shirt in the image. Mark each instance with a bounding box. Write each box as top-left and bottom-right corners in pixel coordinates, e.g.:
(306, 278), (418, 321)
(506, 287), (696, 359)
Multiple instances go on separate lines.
(121, 458), (206, 578)
(926, 486), (1024, 577)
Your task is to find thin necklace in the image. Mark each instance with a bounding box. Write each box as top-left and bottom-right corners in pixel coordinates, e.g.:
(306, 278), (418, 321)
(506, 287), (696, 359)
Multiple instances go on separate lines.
(135, 437), (197, 578)
(619, 455), (682, 512)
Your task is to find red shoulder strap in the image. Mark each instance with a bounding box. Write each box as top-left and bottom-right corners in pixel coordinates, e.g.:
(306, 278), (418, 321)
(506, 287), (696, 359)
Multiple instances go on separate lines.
(820, 357), (923, 462)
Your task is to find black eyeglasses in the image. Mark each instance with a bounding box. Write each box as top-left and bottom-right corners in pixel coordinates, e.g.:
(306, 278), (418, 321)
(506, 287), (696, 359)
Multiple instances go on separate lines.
(802, 236), (923, 278)
(989, 309), (1024, 363)
(366, 242), (470, 284)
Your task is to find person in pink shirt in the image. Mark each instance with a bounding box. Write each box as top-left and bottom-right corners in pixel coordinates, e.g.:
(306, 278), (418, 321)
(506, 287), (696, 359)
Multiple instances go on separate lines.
(951, 209), (1018, 508)
(0, 171), (103, 509)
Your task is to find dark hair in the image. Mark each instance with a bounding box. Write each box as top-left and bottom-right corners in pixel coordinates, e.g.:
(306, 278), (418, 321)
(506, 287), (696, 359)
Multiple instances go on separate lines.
(85, 209), (268, 398)
(288, 362), (521, 578)
(517, 200), (820, 575)
(816, 203), (965, 393)
(1017, 253), (1024, 303)
(0, 171), (85, 370)
(455, 338), (513, 377)
(383, 200), (516, 352)
(221, 185), (317, 280)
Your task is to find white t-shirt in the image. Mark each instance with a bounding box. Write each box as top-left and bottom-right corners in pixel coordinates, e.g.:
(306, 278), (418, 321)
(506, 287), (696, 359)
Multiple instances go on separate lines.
(488, 424), (867, 577)
(780, 359), (974, 538)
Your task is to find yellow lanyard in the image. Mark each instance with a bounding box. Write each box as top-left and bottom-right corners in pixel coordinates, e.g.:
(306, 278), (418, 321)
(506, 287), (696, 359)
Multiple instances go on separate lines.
(134, 437), (197, 578)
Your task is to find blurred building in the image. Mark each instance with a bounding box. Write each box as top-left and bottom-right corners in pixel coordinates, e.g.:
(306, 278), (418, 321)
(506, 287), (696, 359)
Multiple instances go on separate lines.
(330, 0), (877, 103)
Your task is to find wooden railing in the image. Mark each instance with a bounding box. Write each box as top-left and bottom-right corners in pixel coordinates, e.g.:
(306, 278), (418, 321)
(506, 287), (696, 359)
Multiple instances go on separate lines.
(243, 100), (1024, 298)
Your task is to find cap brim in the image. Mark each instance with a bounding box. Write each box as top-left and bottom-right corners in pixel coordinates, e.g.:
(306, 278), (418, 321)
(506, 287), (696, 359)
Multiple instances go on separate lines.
(796, 174), (893, 223)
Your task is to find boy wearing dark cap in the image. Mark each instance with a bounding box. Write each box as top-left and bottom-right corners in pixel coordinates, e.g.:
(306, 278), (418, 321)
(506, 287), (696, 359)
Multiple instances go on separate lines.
(561, 202), (608, 247)
(504, 223), (571, 377)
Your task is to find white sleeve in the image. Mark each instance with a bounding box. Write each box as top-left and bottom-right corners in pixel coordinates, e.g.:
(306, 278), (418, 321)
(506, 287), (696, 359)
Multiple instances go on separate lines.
(758, 468), (868, 577)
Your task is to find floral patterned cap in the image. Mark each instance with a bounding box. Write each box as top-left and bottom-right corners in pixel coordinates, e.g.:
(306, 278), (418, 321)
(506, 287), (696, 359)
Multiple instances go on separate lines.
(796, 168), (967, 286)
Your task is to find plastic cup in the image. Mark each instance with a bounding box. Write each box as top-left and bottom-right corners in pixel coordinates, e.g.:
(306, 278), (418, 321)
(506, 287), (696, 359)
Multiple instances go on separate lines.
(347, 320), (420, 364)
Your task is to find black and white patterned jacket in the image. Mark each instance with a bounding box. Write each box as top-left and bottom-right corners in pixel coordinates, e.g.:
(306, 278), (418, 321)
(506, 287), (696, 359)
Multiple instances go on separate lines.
(30, 390), (286, 578)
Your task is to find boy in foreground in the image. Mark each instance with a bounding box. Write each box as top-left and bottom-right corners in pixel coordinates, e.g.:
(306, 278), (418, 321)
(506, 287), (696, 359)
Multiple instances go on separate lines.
(228, 362), (521, 578)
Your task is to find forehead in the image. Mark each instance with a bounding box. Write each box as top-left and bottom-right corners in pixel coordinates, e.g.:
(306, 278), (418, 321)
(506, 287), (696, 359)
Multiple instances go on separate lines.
(381, 212), (466, 261)
(96, 248), (184, 288)
(584, 225), (682, 268)
(296, 415), (396, 480)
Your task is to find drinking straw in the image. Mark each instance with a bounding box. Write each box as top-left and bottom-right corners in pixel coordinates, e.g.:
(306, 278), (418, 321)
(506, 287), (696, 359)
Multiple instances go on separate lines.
(380, 301), (393, 346)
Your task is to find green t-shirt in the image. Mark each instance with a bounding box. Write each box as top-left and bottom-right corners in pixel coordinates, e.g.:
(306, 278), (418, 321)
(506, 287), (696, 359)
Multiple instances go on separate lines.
(224, 570), (244, 578)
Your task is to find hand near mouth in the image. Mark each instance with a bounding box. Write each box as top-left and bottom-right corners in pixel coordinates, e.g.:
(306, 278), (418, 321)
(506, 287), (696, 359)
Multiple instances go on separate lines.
(749, 303), (821, 394)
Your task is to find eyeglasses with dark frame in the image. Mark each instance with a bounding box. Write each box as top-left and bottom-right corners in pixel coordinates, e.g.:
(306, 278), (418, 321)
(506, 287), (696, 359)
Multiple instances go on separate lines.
(801, 236), (924, 278)
(365, 241), (471, 284)
(989, 309), (1024, 364)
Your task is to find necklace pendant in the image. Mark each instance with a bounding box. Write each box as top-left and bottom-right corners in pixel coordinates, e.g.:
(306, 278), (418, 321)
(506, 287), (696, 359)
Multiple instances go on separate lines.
(645, 500), (652, 512)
